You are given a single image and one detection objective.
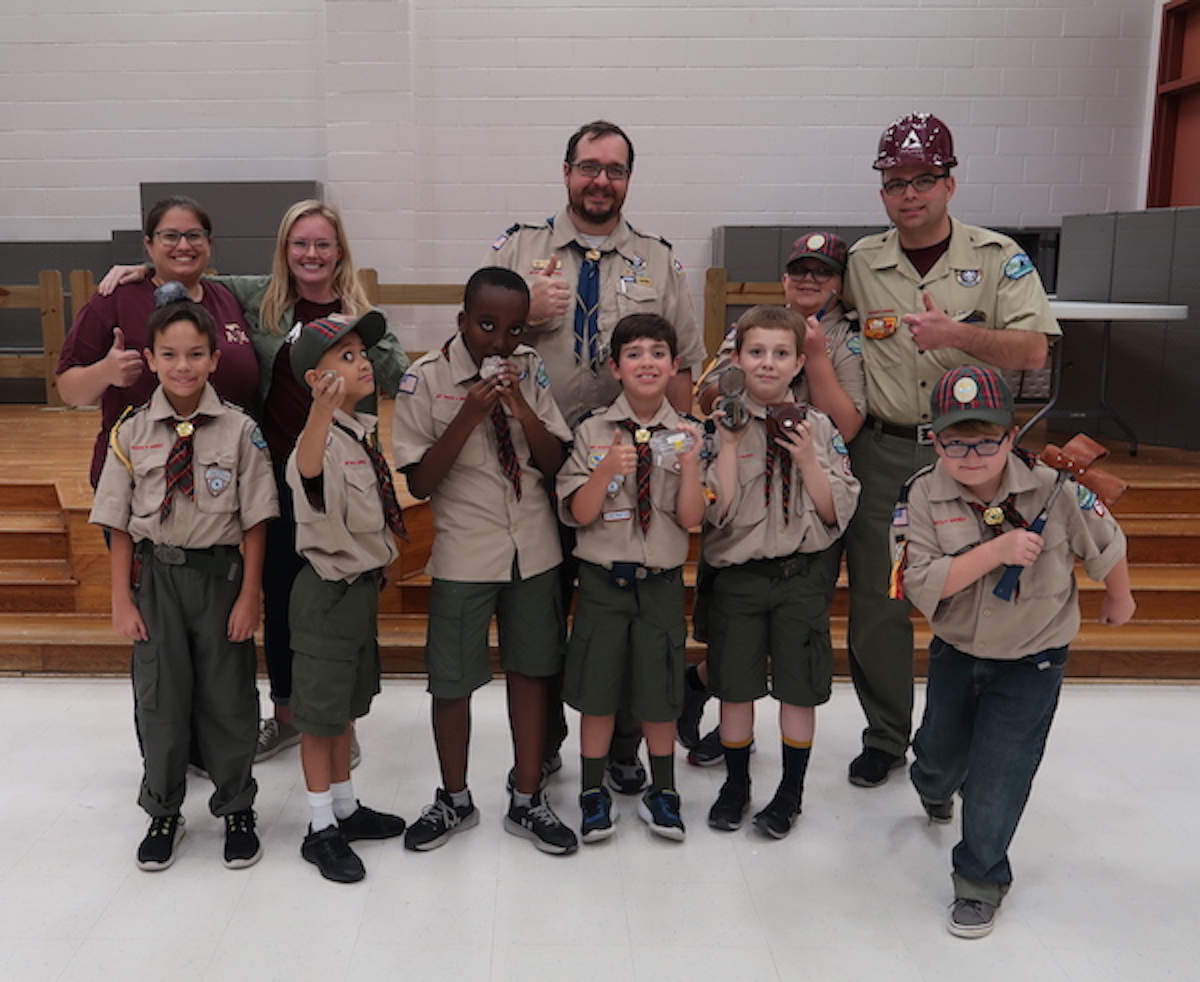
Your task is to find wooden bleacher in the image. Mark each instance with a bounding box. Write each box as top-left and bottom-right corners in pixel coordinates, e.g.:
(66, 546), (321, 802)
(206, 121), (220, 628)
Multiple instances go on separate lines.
(2, 270), (1198, 680)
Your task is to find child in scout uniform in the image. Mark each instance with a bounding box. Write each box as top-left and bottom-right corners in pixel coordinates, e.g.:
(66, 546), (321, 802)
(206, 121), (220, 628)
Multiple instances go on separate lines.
(894, 365), (1134, 938)
(557, 313), (706, 843)
(287, 310), (409, 883)
(701, 305), (861, 838)
(392, 266), (578, 855)
(91, 299), (278, 872)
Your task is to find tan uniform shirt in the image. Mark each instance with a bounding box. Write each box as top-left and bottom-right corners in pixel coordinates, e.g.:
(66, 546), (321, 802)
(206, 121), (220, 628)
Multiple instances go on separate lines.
(844, 217), (1061, 425)
(392, 335), (572, 582)
(704, 307), (867, 414)
(557, 393), (696, 570)
(286, 409), (398, 583)
(703, 403), (860, 567)
(489, 206), (705, 426)
(90, 383), (278, 546)
(898, 457), (1126, 659)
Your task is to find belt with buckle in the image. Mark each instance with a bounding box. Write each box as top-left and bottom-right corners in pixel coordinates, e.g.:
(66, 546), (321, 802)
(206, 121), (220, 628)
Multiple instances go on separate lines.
(740, 551), (813, 580)
(140, 541), (241, 581)
(605, 561), (680, 591)
(867, 414), (934, 446)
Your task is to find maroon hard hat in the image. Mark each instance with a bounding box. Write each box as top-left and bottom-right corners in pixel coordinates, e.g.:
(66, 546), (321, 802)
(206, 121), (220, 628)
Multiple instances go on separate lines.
(873, 113), (957, 171)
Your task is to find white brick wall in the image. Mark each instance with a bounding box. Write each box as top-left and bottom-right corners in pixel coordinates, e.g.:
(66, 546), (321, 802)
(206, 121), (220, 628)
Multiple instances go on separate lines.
(0, 0), (1167, 348)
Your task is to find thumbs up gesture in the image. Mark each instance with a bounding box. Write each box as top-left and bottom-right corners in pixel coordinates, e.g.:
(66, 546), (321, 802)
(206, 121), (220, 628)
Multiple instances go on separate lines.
(602, 429), (638, 478)
(902, 291), (956, 352)
(105, 327), (146, 389)
(527, 254), (571, 323)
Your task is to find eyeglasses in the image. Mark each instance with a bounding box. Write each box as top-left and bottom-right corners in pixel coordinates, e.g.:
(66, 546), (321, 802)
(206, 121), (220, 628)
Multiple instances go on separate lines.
(936, 436), (1007, 458)
(152, 229), (210, 246)
(570, 160), (630, 181)
(288, 238), (337, 255)
(881, 173), (950, 197)
(786, 265), (836, 284)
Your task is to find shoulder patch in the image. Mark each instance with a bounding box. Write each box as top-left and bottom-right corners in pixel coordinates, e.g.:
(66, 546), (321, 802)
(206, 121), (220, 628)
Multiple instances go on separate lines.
(1074, 482), (1097, 512)
(249, 425), (268, 451)
(398, 373), (419, 395)
(831, 432), (848, 456)
(535, 362), (550, 389)
(846, 334), (862, 356)
(1004, 252), (1035, 280)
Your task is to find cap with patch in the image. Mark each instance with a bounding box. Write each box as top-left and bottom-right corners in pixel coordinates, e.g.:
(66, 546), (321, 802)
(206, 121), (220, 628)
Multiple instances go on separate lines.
(785, 232), (848, 275)
(930, 365), (1013, 433)
(291, 310), (387, 386)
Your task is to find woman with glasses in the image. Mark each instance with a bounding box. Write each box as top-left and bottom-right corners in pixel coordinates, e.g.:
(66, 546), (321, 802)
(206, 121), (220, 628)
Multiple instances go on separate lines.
(93, 200), (408, 765)
(58, 195), (259, 490)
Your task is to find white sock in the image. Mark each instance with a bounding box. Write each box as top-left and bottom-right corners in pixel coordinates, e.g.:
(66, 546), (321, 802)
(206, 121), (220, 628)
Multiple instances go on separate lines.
(308, 789), (336, 831)
(449, 788), (472, 809)
(331, 779), (357, 821)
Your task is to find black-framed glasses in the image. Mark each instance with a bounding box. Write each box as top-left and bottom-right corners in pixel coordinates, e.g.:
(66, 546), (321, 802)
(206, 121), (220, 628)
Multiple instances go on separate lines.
(152, 228), (210, 246)
(881, 173), (950, 197)
(570, 160), (630, 181)
(936, 436), (1007, 458)
(786, 265), (836, 284)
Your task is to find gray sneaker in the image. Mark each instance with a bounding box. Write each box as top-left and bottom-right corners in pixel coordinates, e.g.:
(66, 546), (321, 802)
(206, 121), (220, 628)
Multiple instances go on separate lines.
(948, 898), (997, 939)
(254, 718), (300, 763)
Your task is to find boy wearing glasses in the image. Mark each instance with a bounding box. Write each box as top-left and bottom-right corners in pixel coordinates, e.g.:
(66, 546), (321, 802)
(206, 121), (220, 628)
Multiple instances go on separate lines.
(838, 113), (1062, 790)
(892, 365), (1133, 939)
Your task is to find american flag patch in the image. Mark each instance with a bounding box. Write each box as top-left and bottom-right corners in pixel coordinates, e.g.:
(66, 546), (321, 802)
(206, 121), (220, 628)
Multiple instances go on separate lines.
(398, 373), (419, 395)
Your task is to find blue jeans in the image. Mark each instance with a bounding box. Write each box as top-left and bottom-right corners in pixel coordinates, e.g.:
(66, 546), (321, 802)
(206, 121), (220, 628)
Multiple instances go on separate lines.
(911, 636), (1068, 906)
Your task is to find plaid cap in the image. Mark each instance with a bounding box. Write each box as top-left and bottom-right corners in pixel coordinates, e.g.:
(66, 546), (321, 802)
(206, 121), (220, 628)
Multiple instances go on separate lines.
(291, 309), (387, 386)
(785, 232), (848, 275)
(930, 365), (1013, 433)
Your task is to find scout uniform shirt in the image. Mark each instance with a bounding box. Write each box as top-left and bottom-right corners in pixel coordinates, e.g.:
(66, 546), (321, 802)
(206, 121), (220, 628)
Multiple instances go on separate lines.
(90, 383), (278, 546)
(557, 393), (696, 571)
(844, 217), (1061, 426)
(391, 334), (572, 582)
(490, 206), (706, 426)
(286, 409), (398, 583)
(704, 307), (867, 416)
(897, 456), (1126, 659)
(703, 404), (860, 569)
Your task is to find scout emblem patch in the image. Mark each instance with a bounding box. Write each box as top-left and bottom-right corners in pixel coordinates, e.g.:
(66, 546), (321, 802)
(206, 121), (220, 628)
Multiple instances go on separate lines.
(953, 375), (979, 404)
(1004, 253), (1035, 280)
(956, 269), (981, 287)
(864, 315), (898, 339)
(205, 466), (232, 496)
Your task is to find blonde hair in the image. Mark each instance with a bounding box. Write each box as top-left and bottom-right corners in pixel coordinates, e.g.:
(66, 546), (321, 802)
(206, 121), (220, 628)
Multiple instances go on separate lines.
(259, 200), (373, 335)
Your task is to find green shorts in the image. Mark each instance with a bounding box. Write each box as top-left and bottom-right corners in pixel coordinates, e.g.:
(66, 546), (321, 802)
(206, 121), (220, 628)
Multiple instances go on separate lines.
(704, 546), (838, 707)
(289, 564), (383, 737)
(425, 567), (565, 700)
(564, 561), (686, 723)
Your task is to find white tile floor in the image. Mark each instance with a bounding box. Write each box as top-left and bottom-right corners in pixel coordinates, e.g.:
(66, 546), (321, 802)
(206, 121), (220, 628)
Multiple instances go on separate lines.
(0, 677), (1196, 982)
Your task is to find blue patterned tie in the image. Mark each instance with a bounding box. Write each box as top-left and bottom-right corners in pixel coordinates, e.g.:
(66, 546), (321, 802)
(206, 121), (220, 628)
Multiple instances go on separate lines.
(572, 243), (602, 371)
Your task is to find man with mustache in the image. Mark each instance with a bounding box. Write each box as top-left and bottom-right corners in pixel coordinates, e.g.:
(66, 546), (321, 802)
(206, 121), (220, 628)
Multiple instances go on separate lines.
(489, 119), (705, 797)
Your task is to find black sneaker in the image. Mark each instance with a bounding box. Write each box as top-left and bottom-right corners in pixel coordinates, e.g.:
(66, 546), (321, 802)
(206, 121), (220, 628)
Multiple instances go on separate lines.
(338, 802), (407, 841)
(752, 791), (801, 839)
(606, 756), (648, 795)
(137, 813), (185, 871)
(848, 747), (904, 788)
(223, 809), (261, 869)
(404, 788), (479, 852)
(579, 787), (617, 843)
(505, 752), (563, 794)
(948, 898), (997, 939)
(920, 794), (954, 824)
(504, 791), (578, 855)
(301, 824), (365, 883)
(677, 667), (710, 749)
(638, 788), (686, 841)
(707, 781), (750, 832)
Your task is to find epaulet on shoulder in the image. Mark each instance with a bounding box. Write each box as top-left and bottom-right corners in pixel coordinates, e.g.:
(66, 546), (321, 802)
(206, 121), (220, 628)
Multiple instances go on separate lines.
(678, 411), (702, 427)
(411, 349), (441, 369)
(897, 462), (936, 502)
(219, 398), (249, 416)
(1013, 446), (1039, 469)
(629, 222), (671, 249)
(573, 408), (599, 428)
